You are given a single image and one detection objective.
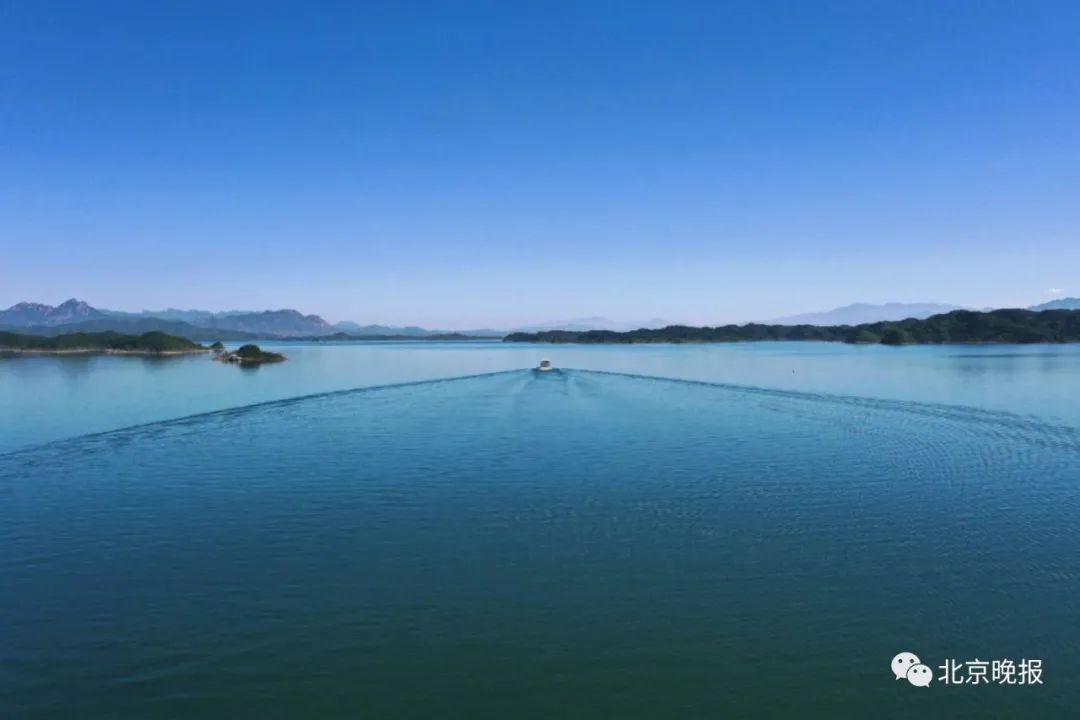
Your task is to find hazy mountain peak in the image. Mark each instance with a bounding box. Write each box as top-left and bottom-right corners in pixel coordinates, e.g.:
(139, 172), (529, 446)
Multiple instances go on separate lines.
(0, 298), (107, 327)
(1029, 297), (1080, 311)
(199, 309), (333, 336)
(771, 302), (963, 326)
(512, 317), (671, 332)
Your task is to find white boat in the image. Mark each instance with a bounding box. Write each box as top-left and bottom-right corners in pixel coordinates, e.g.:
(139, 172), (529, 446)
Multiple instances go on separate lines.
(536, 358), (553, 371)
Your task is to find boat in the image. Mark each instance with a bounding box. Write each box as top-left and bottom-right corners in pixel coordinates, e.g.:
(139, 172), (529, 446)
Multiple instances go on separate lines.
(536, 358), (553, 372)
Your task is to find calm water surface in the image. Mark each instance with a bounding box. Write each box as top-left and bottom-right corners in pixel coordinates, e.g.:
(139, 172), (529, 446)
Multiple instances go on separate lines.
(1, 343), (1079, 717)
(3, 340), (1080, 452)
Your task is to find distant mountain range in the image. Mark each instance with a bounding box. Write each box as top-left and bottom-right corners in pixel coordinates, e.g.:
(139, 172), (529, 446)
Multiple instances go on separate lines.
(770, 302), (966, 326)
(0, 299), (504, 339)
(333, 321), (504, 337)
(1029, 297), (1080, 311)
(0, 301), (324, 338)
(0, 300), (667, 338)
(5, 299), (1076, 338)
(507, 308), (1080, 345)
(106, 307), (334, 336)
(104, 308), (253, 324)
(0, 299), (108, 327)
(510, 316), (671, 333)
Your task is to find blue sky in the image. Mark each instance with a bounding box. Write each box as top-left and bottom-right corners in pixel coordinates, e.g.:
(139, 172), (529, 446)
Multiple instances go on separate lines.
(2, 1), (1078, 327)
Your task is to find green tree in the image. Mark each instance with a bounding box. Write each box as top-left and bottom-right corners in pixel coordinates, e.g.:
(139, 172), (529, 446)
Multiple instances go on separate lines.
(845, 328), (881, 344)
(880, 328), (913, 346)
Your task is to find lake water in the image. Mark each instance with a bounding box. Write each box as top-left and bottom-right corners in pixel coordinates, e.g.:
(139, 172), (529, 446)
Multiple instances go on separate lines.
(2, 342), (1079, 717)
(4, 340), (1080, 453)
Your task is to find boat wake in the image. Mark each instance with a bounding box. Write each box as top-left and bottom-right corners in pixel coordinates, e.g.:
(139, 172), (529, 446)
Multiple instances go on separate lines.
(2, 367), (1078, 471)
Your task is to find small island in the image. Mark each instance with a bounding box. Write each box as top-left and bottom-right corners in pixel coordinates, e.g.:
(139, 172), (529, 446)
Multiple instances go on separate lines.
(213, 343), (286, 365)
(503, 309), (1080, 346)
(0, 330), (210, 356)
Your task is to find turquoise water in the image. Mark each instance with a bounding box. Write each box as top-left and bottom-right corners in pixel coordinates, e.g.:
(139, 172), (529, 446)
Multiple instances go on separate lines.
(4, 341), (1080, 453)
(2, 344), (1080, 717)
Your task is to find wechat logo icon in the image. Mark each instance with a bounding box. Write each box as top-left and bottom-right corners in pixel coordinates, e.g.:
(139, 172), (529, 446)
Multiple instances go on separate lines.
(892, 651), (932, 687)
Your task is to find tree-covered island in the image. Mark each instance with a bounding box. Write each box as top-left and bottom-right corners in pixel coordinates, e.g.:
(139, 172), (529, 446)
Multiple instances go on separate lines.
(213, 343), (286, 365)
(503, 309), (1080, 345)
(0, 330), (209, 355)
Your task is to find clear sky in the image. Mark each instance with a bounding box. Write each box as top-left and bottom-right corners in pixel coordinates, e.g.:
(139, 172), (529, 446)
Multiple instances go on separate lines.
(2, 1), (1078, 328)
